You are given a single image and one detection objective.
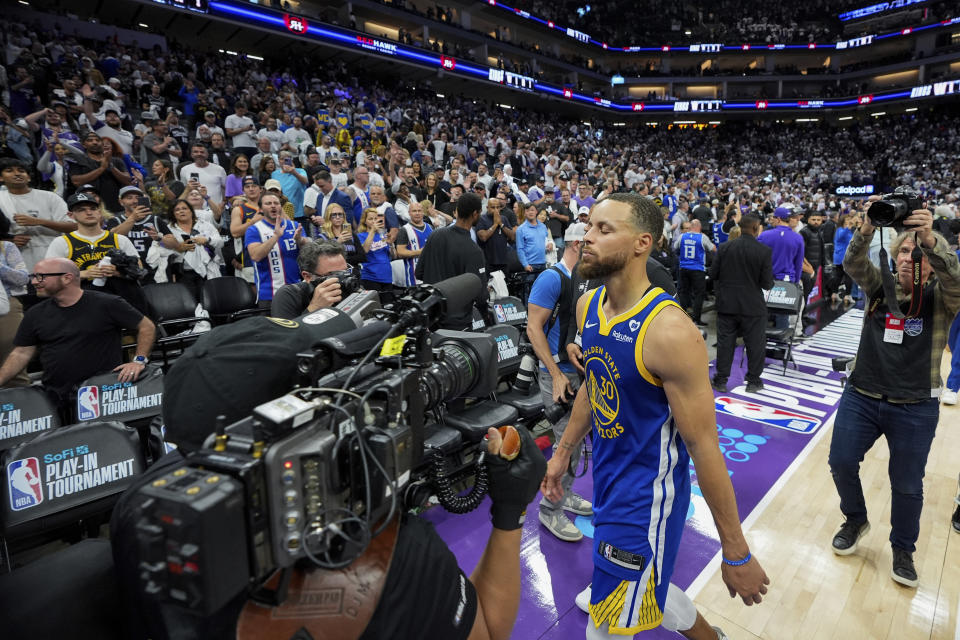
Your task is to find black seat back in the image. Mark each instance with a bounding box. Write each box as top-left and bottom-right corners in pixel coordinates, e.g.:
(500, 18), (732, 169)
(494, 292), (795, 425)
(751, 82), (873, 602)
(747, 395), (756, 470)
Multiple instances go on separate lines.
(202, 276), (259, 324)
(0, 387), (62, 454)
(142, 282), (198, 323)
(490, 296), (528, 327)
(765, 280), (803, 314)
(1, 421), (146, 539)
(486, 323), (523, 380)
(75, 366), (164, 425)
(469, 307), (487, 331)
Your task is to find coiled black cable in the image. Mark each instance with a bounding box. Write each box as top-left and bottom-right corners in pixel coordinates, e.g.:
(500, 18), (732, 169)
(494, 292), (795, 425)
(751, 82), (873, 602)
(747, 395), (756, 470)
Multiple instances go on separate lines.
(429, 447), (489, 514)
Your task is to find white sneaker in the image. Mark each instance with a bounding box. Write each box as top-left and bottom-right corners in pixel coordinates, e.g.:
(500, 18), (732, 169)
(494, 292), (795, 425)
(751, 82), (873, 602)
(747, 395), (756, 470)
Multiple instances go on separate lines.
(942, 389), (958, 405)
(713, 626), (730, 640)
(539, 510), (583, 542)
(575, 584), (591, 613)
(563, 493), (594, 516)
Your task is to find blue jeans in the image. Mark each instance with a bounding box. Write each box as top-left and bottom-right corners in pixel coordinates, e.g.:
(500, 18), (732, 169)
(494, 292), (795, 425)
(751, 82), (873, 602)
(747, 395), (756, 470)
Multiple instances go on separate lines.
(828, 387), (939, 552)
(947, 312), (960, 392)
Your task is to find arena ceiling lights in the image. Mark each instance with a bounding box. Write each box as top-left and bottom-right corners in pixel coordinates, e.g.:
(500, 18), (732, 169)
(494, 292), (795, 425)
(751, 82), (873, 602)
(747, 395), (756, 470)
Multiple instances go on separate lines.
(170, 0), (960, 117)
(483, 0), (960, 54)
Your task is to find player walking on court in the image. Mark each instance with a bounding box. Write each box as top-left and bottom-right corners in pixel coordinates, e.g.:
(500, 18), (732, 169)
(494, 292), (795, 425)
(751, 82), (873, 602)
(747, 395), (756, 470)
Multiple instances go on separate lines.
(541, 193), (770, 639)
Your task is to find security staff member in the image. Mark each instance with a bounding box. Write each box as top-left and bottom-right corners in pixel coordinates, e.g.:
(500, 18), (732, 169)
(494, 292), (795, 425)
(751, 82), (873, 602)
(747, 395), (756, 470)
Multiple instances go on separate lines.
(709, 214), (773, 394)
(800, 211), (826, 299)
(828, 202), (960, 589)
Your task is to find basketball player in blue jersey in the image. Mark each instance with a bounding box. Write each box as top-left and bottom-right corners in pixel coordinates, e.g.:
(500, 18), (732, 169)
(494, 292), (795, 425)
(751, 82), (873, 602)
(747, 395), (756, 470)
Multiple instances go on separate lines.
(245, 192), (308, 308)
(542, 193), (769, 640)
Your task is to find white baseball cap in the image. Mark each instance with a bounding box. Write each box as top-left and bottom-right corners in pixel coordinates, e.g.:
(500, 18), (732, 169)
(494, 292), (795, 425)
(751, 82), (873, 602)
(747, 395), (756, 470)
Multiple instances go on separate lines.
(564, 222), (587, 242)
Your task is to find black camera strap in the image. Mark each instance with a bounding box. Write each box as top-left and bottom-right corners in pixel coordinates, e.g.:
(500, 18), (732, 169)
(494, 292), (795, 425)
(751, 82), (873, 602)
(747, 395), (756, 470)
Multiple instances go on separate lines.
(874, 231), (924, 320)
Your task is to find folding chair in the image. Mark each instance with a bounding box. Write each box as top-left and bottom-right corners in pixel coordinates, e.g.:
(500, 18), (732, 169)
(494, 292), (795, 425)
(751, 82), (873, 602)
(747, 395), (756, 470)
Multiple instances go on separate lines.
(764, 280), (803, 373)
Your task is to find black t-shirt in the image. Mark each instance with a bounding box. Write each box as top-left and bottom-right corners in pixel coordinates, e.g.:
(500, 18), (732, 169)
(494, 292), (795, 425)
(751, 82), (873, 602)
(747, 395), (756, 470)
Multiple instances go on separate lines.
(106, 214), (172, 263)
(68, 154), (128, 212)
(14, 291), (144, 400)
(476, 211), (517, 267)
(270, 281), (314, 319)
(539, 202), (569, 239)
(692, 205), (713, 227)
(415, 224), (487, 329)
(358, 515), (477, 640)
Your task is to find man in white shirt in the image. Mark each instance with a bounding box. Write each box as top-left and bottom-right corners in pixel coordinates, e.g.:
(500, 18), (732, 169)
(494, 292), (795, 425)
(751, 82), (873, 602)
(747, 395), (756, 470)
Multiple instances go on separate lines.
(476, 163), (494, 192)
(317, 135), (340, 165)
(83, 102), (134, 157)
(224, 102), (257, 159)
(0, 158), (76, 270)
(329, 159), (348, 191)
(256, 118), (284, 153)
(196, 111), (224, 141)
(282, 116), (311, 153)
(365, 156), (386, 190)
(177, 143), (227, 206)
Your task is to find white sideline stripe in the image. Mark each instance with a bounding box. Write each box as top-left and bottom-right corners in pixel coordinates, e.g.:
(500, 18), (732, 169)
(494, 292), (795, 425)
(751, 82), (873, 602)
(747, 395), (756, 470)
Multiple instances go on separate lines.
(686, 411), (837, 600)
(687, 308), (861, 600)
(955, 592), (960, 640)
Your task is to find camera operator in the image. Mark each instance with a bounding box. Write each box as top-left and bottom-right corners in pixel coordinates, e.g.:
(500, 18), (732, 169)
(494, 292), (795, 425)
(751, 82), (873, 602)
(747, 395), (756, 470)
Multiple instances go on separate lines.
(526, 223), (592, 542)
(111, 422), (546, 640)
(828, 198), (960, 589)
(270, 239), (353, 319)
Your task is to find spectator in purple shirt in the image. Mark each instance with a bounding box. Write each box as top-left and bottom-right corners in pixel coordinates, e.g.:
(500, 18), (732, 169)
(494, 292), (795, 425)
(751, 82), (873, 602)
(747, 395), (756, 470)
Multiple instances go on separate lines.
(572, 183), (596, 210)
(758, 207), (805, 284)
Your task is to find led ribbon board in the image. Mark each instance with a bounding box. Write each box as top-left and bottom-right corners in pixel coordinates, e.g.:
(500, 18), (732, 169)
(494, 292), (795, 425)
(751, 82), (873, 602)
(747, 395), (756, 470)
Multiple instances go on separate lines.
(197, 1), (959, 115)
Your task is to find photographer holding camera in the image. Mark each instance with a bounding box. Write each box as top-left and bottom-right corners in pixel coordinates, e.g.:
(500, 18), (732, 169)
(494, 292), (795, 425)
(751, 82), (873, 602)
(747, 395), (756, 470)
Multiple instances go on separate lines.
(526, 223), (593, 542)
(270, 239), (359, 319)
(828, 189), (960, 588)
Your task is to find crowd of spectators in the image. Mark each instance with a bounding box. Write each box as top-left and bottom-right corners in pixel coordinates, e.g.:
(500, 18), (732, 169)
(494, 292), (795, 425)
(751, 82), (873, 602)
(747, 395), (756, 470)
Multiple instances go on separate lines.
(292, 0), (958, 82)
(507, 0), (955, 49)
(0, 14), (958, 334)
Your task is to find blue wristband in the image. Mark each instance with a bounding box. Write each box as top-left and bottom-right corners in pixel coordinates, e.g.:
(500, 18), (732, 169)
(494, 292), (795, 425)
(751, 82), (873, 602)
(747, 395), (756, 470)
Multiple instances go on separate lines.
(722, 551), (751, 567)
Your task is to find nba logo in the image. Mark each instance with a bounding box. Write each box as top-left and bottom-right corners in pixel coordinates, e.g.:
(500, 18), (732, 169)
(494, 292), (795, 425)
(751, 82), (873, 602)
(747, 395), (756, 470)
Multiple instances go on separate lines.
(77, 386), (100, 420)
(8, 457), (44, 511)
(494, 305), (507, 323)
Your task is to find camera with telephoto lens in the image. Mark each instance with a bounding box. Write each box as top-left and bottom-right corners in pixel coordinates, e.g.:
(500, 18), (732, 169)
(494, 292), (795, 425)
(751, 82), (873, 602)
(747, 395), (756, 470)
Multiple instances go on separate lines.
(867, 186), (923, 229)
(106, 248), (149, 282)
(130, 276), (502, 615)
(513, 339), (538, 393)
(310, 268), (361, 297)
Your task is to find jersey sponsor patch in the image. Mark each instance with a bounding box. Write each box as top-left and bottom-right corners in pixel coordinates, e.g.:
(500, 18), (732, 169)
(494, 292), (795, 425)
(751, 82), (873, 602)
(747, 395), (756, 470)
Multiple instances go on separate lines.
(715, 396), (821, 434)
(77, 386), (100, 421)
(8, 457), (43, 511)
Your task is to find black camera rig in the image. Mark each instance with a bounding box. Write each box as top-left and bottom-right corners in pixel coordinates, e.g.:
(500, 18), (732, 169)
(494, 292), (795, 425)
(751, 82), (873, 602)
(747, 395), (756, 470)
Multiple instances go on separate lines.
(131, 274), (510, 614)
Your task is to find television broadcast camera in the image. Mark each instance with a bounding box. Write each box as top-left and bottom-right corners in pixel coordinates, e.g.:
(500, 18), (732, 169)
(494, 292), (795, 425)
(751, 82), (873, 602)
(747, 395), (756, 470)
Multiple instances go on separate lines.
(131, 274), (505, 615)
(867, 186), (923, 228)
